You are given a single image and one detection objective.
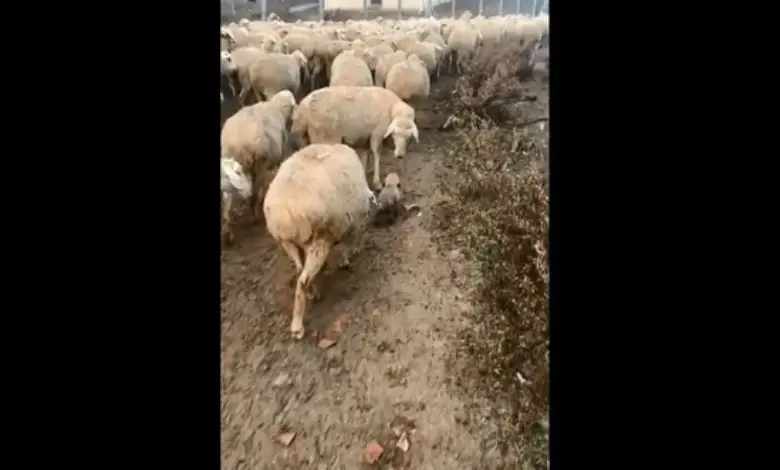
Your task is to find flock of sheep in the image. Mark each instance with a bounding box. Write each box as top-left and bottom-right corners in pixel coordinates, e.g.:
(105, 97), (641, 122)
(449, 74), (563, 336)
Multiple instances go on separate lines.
(219, 11), (549, 340)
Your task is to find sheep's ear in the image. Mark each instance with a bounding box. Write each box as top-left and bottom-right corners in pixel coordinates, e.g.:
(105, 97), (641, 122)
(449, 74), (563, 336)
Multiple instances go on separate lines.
(411, 122), (419, 143)
(384, 121), (397, 139)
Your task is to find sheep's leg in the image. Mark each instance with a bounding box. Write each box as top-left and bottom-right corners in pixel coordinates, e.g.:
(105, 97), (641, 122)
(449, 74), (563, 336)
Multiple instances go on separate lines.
(253, 87), (263, 103)
(238, 87), (250, 106)
(280, 240), (309, 291)
(291, 239), (331, 340)
(251, 170), (269, 222)
(360, 149), (369, 173)
(221, 192), (234, 246)
(369, 135), (383, 191)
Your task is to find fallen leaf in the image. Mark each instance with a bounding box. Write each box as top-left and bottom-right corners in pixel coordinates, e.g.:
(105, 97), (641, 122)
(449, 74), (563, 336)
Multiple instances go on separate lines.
(372, 308), (381, 316)
(276, 432), (296, 447)
(363, 440), (384, 463)
(317, 338), (336, 349)
(330, 313), (349, 334)
(396, 432), (410, 452)
(391, 424), (404, 437)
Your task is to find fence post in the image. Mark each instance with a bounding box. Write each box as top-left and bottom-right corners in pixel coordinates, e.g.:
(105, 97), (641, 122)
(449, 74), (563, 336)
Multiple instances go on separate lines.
(260, 0), (267, 20)
(363, 0), (368, 19)
(499, 0), (503, 15)
(516, 0), (520, 15)
(319, 0), (324, 21)
(398, 0), (402, 19)
(478, 0), (483, 16)
(532, 0), (539, 16)
(451, 0), (456, 18)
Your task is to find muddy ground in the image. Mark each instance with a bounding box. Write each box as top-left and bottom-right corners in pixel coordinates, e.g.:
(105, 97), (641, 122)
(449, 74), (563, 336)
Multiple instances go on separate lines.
(221, 69), (548, 469)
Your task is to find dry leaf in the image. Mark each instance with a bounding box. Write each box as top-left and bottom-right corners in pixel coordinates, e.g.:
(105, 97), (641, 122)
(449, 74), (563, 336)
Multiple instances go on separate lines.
(391, 424), (404, 437)
(276, 432), (296, 447)
(363, 440), (384, 463)
(330, 313), (349, 334)
(317, 338), (336, 349)
(372, 308), (381, 316)
(396, 432), (410, 453)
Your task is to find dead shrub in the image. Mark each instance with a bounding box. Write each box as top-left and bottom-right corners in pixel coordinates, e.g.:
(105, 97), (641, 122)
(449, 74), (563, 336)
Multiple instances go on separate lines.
(437, 115), (548, 467)
(442, 38), (536, 124)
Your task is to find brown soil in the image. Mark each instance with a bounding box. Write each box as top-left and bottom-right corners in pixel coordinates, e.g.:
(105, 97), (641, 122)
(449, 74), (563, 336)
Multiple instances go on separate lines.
(221, 73), (548, 469)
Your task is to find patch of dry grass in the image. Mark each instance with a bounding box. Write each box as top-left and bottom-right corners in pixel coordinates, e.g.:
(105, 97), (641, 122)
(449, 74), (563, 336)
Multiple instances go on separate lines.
(440, 38), (536, 125)
(435, 40), (549, 469)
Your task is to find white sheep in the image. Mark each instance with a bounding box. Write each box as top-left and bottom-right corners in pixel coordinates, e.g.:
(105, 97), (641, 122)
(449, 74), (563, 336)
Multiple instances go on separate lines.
(220, 90), (297, 242)
(290, 86), (419, 190)
(374, 172), (403, 225)
(243, 51), (308, 103)
(446, 26), (484, 74)
(263, 143), (377, 339)
(375, 50), (407, 88)
(221, 158), (253, 244)
(227, 46), (267, 105)
(221, 50), (238, 96)
(395, 40), (443, 79)
(329, 50), (374, 87)
(385, 53), (430, 103)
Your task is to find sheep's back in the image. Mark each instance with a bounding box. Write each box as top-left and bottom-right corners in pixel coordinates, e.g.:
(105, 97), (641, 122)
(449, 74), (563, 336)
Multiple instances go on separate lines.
(300, 86), (397, 143)
(264, 144), (371, 244)
(330, 54), (373, 87)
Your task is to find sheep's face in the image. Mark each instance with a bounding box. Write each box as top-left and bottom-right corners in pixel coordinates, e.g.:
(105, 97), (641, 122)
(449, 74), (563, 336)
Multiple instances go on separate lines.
(384, 117), (419, 159)
(220, 51), (237, 74)
(221, 158), (252, 199)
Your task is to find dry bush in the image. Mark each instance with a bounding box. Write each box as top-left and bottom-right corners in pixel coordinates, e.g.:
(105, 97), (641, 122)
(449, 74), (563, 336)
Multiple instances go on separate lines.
(443, 38), (536, 124)
(436, 115), (548, 468)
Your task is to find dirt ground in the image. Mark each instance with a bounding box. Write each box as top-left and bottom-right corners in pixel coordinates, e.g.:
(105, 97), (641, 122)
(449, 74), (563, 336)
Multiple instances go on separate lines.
(221, 70), (548, 469)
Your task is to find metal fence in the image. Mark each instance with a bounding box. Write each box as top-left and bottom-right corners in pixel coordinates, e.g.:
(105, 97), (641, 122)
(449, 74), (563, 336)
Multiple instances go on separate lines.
(221, 0), (548, 22)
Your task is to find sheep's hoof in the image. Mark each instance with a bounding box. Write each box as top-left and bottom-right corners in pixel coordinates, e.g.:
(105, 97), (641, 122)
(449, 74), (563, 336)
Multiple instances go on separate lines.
(290, 325), (305, 340)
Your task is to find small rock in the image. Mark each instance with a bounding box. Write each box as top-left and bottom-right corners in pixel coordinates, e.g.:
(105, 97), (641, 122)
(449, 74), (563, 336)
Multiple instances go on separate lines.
(396, 432), (410, 453)
(276, 432), (296, 447)
(271, 373), (291, 387)
(317, 338), (336, 349)
(363, 441), (384, 463)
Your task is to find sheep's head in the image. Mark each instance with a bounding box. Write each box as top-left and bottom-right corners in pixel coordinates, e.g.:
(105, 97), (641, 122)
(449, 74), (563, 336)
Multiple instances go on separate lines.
(221, 158), (252, 199)
(239, 18), (250, 29)
(291, 50), (310, 81)
(407, 53), (423, 66)
(220, 28), (236, 51)
(220, 51), (237, 74)
(291, 50), (308, 68)
(270, 90), (297, 118)
(385, 104), (419, 159)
